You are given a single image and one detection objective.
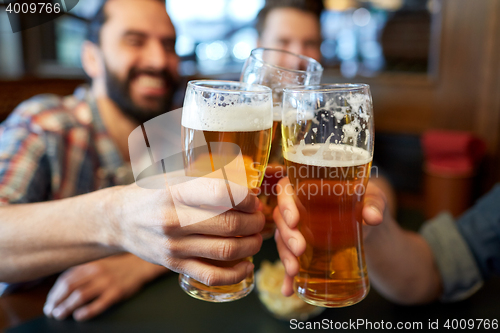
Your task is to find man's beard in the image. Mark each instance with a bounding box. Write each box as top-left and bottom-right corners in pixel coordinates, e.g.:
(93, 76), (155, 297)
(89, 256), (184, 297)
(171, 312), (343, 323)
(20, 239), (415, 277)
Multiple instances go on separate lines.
(104, 64), (179, 124)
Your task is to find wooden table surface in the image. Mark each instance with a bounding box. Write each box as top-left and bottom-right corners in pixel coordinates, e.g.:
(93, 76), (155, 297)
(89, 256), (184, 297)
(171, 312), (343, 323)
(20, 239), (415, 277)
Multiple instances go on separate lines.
(0, 278), (55, 332)
(2, 238), (499, 333)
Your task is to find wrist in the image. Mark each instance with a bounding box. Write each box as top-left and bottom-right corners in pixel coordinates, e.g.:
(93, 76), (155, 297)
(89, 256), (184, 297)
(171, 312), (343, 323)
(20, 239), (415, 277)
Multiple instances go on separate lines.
(98, 186), (125, 251)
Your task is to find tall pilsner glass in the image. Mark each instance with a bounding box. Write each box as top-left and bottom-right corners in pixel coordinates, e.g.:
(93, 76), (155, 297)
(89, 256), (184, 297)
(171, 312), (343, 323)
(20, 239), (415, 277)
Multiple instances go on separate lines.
(240, 48), (323, 239)
(180, 80), (273, 302)
(282, 84), (374, 307)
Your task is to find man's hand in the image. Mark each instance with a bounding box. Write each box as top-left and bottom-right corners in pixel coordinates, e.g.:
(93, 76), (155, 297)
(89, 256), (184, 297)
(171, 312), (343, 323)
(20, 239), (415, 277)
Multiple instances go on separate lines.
(106, 176), (265, 288)
(0, 174), (264, 285)
(43, 254), (167, 321)
(273, 177), (387, 296)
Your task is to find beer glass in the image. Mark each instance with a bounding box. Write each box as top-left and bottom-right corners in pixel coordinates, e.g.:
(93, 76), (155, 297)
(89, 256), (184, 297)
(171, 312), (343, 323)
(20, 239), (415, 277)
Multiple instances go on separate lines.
(240, 48), (323, 239)
(180, 80), (273, 302)
(282, 84), (374, 307)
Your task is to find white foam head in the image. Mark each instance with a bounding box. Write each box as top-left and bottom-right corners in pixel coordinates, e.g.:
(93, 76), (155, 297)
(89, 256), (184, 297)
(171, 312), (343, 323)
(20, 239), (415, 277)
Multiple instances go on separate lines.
(282, 108), (315, 126)
(273, 105), (282, 122)
(182, 103), (272, 132)
(182, 81), (273, 131)
(284, 143), (372, 167)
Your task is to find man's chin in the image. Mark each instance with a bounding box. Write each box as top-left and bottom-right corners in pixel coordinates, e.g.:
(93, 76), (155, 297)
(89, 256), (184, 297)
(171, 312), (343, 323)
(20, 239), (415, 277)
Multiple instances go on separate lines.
(123, 101), (172, 124)
(122, 108), (167, 124)
(134, 96), (170, 111)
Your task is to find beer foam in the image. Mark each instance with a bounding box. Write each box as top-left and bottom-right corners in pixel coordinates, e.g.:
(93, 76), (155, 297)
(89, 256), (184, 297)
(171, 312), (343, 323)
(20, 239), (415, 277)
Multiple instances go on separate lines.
(346, 93), (371, 121)
(182, 104), (272, 132)
(282, 108), (315, 126)
(273, 105), (282, 122)
(284, 143), (372, 167)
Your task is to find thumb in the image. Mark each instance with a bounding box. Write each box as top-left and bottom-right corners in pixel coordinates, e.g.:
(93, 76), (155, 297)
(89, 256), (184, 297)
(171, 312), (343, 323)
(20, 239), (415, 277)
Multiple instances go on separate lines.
(362, 183), (387, 226)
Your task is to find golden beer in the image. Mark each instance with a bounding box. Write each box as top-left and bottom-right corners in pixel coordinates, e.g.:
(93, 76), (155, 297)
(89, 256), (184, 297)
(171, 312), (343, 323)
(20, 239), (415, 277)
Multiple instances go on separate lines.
(181, 127), (271, 296)
(258, 119), (285, 237)
(179, 80), (272, 302)
(183, 128), (272, 189)
(284, 144), (372, 307)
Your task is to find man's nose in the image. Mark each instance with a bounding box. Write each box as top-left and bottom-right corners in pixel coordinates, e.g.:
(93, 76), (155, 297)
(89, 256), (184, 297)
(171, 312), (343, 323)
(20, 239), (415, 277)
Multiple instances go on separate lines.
(142, 40), (171, 69)
(284, 44), (305, 70)
(288, 43), (306, 58)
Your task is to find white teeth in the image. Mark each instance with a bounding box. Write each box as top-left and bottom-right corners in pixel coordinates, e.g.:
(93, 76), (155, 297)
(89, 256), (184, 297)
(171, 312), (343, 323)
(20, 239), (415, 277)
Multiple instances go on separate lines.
(137, 76), (164, 89)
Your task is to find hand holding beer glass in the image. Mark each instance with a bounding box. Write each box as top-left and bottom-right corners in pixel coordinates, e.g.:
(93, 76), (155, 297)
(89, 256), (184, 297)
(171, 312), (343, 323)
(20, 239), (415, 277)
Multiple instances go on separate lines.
(281, 84), (374, 307)
(180, 80), (273, 302)
(240, 48), (323, 239)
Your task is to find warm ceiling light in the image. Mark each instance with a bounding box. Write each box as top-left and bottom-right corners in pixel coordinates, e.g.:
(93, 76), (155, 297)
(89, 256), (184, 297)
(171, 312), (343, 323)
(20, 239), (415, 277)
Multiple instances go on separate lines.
(366, 0), (404, 11)
(324, 0), (358, 11)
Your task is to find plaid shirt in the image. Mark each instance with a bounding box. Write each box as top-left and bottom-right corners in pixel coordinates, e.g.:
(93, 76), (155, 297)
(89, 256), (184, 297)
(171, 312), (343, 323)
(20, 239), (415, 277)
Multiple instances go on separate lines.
(0, 85), (134, 207)
(0, 86), (135, 295)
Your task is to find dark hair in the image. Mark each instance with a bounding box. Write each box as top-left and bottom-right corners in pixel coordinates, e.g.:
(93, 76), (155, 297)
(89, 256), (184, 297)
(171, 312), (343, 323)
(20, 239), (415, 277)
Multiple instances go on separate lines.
(86, 1), (108, 44)
(256, 0), (324, 36)
(86, 0), (165, 44)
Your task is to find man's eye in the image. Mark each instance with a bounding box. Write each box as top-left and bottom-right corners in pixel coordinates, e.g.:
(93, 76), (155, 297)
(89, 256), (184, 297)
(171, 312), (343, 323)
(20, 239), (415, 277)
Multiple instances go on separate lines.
(277, 39), (290, 47)
(163, 42), (176, 52)
(305, 41), (320, 48)
(125, 37), (144, 46)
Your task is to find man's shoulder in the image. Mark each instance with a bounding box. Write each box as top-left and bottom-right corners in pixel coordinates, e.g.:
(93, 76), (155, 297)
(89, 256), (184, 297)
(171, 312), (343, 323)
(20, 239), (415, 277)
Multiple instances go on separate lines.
(3, 90), (93, 134)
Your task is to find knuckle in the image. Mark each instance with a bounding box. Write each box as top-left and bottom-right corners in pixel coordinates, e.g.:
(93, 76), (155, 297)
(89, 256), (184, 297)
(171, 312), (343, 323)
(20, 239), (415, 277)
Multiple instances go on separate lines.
(91, 264), (105, 275)
(208, 180), (228, 204)
(217, 240), (237, 260)
(220, 211), (240, 235)
(163, 256), (181, 273)
(164, 238), (181, 258)
(72, 289), (84, 302)
(60, 281), (73, 293)
(168, 185), (181, 203)
(199, 269), (219, 286)
(162, 222), (178, 236)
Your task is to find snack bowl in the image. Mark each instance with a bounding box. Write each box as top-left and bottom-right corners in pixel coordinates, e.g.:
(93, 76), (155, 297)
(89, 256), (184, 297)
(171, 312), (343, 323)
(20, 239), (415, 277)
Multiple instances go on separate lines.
(255, 260), (325, 321)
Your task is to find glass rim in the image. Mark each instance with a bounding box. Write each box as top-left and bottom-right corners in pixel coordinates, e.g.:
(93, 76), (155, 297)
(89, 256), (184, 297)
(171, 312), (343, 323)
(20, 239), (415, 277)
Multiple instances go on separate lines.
(283, 83), (370, 93)
(249, 48), (324, 75)
(187, 80), (272, 94)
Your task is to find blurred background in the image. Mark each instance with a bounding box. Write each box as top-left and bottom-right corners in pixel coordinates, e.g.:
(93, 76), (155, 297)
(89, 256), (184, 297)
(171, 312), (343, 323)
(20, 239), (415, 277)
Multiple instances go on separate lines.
(0, 0), (499, 221)
(0, 0), (434, 78)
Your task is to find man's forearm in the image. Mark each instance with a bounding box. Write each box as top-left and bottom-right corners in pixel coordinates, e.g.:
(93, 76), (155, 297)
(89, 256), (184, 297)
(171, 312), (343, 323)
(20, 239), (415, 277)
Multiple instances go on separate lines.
(0, 187), (121, 283)
(364, 217), (443, 304)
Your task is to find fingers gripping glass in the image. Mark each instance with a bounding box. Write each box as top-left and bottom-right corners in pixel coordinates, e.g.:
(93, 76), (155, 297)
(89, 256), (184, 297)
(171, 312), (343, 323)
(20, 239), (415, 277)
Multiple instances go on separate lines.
(282, 84), (374, 307)
(180, 80), (273, 302)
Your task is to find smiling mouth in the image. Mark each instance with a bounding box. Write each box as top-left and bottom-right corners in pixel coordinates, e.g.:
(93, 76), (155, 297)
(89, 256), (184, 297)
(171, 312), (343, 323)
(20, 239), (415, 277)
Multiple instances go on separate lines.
(136, 75), (166, 90)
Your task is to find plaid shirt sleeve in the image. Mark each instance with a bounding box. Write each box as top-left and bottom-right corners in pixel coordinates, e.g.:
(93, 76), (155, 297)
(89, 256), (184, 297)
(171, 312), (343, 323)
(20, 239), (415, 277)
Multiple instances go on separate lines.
(0, 105), (52, 206)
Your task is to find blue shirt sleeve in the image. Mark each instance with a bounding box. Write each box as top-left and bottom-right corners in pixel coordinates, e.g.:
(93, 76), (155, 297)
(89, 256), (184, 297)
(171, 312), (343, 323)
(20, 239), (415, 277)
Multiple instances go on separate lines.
(456, 184), (500, 279)
(420, 212), (484, 302)
(420, 183), (500, 302)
